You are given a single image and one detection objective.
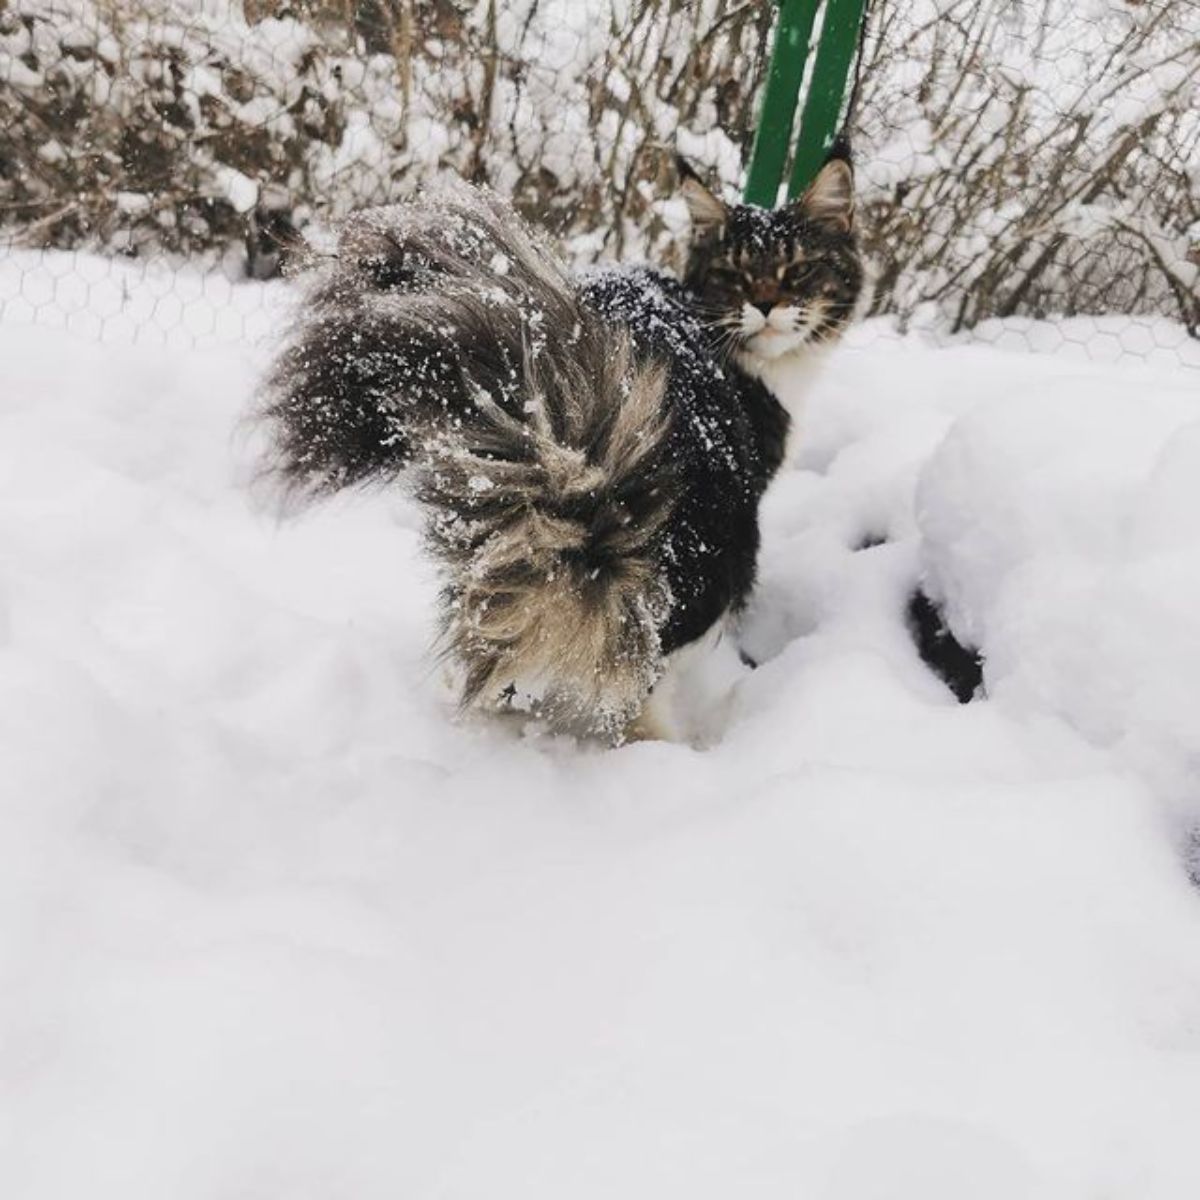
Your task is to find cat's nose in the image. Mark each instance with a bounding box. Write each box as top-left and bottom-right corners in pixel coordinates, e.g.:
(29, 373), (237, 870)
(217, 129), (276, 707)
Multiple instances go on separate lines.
(751, 300), (775, 317)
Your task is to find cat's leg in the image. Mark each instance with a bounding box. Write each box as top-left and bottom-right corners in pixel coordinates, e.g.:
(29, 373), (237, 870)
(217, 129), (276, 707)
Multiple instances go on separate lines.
(630, 618), (749, 745)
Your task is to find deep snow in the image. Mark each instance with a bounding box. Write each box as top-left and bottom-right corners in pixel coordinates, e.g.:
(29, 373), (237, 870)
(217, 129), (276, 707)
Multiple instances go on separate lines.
(2, 253), (1200, 1199)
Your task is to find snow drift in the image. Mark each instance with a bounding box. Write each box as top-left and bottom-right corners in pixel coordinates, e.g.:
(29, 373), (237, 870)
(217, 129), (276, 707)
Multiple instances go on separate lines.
(1, 255), (1200, 1198)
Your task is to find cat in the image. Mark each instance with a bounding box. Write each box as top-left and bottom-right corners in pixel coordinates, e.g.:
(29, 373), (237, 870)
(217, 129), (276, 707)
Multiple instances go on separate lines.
(675, 146), (864, 465)
(257, 146), (864, 741)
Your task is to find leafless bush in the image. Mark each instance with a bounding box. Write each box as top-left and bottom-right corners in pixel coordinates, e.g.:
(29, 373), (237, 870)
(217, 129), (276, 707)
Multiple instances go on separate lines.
(855, 0), (1200, 334)
(1, 0), (1196, 334)
(0, 0), (771, 267)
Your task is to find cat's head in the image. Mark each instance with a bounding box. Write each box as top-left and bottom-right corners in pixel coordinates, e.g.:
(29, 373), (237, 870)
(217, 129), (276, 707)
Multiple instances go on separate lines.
(678, 147), (864, 364)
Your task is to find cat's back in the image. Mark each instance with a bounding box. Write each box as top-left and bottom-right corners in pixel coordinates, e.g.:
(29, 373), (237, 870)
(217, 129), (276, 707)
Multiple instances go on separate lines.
(577, 265), (705, 366)
(577, 264), (783, 486)
(578, 265), (748, 454)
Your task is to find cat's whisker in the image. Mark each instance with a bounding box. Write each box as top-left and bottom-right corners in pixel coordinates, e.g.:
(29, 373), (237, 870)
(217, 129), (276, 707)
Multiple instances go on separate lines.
(701, 318), (747, 357)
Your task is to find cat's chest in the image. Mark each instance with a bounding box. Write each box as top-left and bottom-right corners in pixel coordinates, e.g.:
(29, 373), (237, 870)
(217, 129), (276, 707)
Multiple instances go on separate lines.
(737, 345), (831, 465)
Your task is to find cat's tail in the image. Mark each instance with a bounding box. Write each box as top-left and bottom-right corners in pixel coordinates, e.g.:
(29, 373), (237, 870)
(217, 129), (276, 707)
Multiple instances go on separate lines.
(256, 184), (677, 731)
(414, 328), (675, 731)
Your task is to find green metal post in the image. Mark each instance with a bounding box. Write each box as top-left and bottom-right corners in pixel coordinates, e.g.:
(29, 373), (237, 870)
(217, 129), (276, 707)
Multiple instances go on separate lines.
(742, 0), (819, 207)
(786, 0), (868, 198)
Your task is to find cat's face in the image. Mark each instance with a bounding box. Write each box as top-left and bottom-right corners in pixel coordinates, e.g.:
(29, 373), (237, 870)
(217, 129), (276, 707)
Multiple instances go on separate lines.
(680, 158), (863, 364)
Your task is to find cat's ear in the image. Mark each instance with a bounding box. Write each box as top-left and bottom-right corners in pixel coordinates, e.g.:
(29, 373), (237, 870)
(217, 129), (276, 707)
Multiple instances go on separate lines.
(795, 156), (855, 234)
(676, 156), (727, 236)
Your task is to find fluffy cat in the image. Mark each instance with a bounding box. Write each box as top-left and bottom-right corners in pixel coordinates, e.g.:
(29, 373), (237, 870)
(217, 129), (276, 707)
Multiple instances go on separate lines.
(257, 149), (863, 740)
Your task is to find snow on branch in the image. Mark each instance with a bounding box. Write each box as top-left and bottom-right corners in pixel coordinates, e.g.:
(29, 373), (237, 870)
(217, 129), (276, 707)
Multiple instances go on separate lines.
(0, 0), (1196, 332)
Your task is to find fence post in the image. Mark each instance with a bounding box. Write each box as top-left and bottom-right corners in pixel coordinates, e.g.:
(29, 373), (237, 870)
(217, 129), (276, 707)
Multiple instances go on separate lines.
(787, 0), (868, 198)
(742, 0), (868, 207)
(742, 0), (819, 207)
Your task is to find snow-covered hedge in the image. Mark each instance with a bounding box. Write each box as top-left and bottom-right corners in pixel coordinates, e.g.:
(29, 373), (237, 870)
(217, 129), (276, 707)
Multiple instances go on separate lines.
(0, 0), (414, 257)
(855, 0), (1200, 334)
(1, 0), (1197, 331)
(0, 0), (766, 265)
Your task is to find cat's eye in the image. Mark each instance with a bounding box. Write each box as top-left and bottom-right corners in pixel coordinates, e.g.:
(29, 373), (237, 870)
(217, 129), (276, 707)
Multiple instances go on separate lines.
(706, 264), (742, 284)
(784, 263), (819, 287)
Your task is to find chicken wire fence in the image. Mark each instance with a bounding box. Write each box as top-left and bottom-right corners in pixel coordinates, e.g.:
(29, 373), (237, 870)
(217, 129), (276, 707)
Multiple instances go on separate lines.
(2, 0), (1198, 365)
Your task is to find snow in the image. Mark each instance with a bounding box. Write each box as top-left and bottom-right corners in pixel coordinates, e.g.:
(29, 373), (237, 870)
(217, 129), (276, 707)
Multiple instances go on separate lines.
(3, 258), (1200, 1197)
(210, 166), (260, 216)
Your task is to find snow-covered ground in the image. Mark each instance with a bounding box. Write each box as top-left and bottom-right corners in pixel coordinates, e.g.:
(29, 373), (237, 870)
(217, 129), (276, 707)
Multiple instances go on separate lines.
(3, 252), (1200, 1198)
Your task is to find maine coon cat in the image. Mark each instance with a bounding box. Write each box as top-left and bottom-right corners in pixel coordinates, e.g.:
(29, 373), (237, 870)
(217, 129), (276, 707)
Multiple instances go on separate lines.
(257, 147), (864, 740)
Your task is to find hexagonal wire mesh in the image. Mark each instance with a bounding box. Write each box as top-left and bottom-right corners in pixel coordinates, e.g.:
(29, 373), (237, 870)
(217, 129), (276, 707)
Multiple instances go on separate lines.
(1, 0), (1197, 365)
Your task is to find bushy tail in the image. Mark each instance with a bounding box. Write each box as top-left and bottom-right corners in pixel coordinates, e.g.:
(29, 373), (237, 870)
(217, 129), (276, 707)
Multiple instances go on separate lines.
(257, 184), (676, 730)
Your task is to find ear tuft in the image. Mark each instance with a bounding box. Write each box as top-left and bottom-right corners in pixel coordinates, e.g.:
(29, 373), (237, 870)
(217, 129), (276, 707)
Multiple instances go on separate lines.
(676, 157), (727, 234)
(796, 157), (854, 233)
(823, 135), (853, 167)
